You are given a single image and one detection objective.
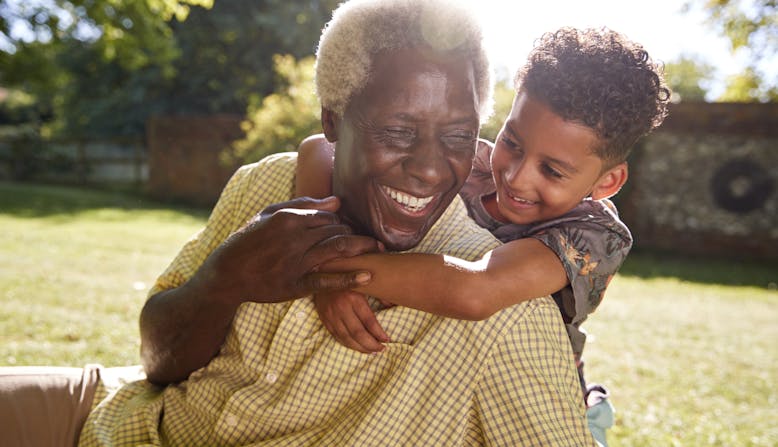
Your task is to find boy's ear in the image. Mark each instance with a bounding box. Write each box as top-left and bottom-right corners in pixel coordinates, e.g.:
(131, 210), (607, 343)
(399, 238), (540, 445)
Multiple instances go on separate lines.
(591, 162), (628, 200)
(321, 107), (339, 142)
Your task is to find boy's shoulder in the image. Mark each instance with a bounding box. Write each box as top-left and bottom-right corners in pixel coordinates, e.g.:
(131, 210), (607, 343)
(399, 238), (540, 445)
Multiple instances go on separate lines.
(550, 198), (630, 238)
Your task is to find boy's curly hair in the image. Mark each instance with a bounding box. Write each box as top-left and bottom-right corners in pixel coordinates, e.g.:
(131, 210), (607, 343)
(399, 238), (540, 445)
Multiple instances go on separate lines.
(515, 27), (671, 166)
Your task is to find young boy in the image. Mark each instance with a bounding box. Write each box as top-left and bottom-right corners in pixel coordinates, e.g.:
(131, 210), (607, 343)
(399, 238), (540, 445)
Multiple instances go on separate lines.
(296, 26), (669, 392)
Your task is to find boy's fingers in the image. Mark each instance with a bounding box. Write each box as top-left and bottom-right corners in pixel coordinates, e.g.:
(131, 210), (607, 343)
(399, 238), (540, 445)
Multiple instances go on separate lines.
(330, 319), (367, 353)
(341, 299), (384, 353)
(354, 301), (390, 343)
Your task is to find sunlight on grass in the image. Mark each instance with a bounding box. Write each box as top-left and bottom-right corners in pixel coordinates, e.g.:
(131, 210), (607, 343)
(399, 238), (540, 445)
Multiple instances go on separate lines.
(585, 277), (778, 446)
(1, 181), (776, 446)
(1, 182), (206, 366)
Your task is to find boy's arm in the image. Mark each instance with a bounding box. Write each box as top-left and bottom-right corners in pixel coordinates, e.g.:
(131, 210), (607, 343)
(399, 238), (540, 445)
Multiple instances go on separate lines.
(295, 133), (335, 198)
(319, 238), (568, 320)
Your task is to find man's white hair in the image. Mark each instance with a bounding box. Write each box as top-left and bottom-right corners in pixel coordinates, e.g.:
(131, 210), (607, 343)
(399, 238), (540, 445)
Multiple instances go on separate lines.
(315, 0), (493, 120)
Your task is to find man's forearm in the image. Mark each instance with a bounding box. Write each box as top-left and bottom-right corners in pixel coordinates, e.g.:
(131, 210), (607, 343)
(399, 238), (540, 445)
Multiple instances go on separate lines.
(140, 276), (241, 386)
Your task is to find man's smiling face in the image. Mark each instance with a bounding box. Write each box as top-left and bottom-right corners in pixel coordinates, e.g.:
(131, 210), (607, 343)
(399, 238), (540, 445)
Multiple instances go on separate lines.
(328, 47), (480, 251)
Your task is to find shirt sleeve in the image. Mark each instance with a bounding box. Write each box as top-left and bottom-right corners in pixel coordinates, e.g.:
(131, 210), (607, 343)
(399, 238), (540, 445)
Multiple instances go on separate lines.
(530, 201), (632, 327)
(148, 165), (253, 297)
(472, 138), (493, 180)
(148, 154), (297, 297)
(458, 139), (494, 213)
(472, 297), (597, 446)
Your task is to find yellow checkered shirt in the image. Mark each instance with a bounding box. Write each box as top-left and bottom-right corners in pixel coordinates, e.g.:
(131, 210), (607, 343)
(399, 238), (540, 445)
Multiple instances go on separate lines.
(79, 152), (595, 446)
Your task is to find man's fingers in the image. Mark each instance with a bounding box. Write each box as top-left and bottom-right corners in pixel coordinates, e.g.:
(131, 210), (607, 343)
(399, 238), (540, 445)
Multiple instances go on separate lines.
(304, 235), (381, 269)
(262, 196), (340, 215)
(299, 271), (372, 295)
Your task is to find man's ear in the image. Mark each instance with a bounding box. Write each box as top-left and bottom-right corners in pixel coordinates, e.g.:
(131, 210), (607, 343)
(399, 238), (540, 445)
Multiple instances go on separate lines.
(321, 107), (339, 143)
(591, 162), (628, 200)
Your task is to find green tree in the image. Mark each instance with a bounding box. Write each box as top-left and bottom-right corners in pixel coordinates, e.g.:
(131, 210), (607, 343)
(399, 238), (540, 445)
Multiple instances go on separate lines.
(157, 0), (338, 116)
(479, 68), (515, 142)
(663, 55), (714, 102)
(685, 0), (777, 101)
(230, 54), (320, 164)
(719, 67), (778, 101)
(0, 0), (339, 138)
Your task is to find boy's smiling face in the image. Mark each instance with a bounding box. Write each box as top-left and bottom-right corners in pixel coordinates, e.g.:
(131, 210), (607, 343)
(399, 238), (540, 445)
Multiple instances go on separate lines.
(487, 91), (626, 225)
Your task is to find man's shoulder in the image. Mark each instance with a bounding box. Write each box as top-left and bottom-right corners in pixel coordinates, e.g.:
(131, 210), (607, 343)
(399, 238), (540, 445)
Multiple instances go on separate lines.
(228, 152), (297, 204)
(237, 151), (298, 177)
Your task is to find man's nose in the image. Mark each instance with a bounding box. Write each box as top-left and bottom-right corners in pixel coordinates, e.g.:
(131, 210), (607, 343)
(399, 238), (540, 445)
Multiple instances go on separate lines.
(403, 140), (450, 186)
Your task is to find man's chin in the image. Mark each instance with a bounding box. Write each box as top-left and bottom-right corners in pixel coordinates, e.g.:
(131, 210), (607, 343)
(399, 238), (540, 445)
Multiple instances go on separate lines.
(376, 223), (430, 252)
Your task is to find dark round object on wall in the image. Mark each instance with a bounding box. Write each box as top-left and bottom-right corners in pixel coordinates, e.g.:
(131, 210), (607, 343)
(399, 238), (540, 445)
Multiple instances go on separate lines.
(710, 158), (774, 214)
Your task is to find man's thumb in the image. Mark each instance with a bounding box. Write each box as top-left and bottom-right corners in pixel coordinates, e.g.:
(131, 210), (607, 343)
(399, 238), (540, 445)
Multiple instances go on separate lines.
(300, 271), (371, 294)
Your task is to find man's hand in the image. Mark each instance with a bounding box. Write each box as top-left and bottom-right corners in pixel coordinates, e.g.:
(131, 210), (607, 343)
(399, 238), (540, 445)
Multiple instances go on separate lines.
(314, 290), (390, 353)
(195, 196), (380, 306)
(141, 196), (381, 385)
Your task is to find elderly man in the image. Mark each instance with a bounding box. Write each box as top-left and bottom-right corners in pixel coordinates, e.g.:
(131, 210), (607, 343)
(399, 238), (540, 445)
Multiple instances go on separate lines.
(3, 0), (596, 445)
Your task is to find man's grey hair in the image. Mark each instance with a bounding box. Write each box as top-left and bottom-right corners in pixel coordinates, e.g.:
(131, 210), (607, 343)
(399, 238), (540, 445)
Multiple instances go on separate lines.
(315, 0), (493, 120)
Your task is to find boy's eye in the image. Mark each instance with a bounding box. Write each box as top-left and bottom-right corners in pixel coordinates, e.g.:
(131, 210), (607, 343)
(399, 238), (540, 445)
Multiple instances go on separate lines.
(500, 135), (519, 150)
(542, 164), (564, 179)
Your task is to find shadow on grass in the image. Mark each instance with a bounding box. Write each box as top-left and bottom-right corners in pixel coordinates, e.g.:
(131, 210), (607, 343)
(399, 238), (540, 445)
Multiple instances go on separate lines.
(0, 181), (209, 220)
(620, 248), (778, 290)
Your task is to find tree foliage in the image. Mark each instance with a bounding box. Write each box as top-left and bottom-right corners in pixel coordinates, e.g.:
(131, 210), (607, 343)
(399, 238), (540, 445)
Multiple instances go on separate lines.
(479, 69), (515, 143)
(663, 55), (715, 102)
(0, 0), (339, 138)
(686, 0), (777, 101)
(719, 67), (778, 101)
(230, 54), (321, 165)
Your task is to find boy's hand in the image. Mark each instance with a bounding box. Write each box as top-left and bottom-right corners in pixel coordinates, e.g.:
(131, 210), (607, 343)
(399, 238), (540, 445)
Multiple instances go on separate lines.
(313, 290), (390, 353)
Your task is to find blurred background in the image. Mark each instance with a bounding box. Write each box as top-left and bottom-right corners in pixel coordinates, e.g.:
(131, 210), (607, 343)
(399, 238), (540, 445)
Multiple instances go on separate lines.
(1, 0), (775, 259)
(0, 1), (776, 446)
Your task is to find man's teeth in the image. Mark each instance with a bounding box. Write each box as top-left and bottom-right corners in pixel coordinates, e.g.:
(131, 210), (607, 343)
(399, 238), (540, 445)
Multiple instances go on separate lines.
(382, 186), (433, 212)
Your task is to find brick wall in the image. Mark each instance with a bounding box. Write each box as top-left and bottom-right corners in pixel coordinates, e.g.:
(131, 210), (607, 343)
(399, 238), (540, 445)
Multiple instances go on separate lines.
(146, 115), (244, 207)
(619, 102), (777, 260)
(145, 103), (778, 260)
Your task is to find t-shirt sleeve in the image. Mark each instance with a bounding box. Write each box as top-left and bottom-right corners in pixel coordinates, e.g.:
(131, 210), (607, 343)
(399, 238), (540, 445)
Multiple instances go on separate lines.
(458, 139), (495, 222)
(529, 203), (632, 327)
(471, 138), (493, 179)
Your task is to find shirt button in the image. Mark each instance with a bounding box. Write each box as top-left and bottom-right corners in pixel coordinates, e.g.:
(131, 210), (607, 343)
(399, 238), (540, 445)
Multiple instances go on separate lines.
(266, 371), (278, 384)
(225, 413), (238, 427)
(296, 311), (306, 322)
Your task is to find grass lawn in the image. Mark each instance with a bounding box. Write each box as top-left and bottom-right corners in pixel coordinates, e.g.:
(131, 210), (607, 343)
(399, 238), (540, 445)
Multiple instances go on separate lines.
(1, 181), (776, 446)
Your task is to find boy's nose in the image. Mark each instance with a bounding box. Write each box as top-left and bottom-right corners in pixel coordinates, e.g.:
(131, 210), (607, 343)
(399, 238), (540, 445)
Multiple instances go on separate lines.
(505, 158), (532, 188)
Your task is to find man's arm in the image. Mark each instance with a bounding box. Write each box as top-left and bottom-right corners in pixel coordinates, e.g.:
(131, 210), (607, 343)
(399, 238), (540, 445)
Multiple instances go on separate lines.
(140, 196), (379, 385)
